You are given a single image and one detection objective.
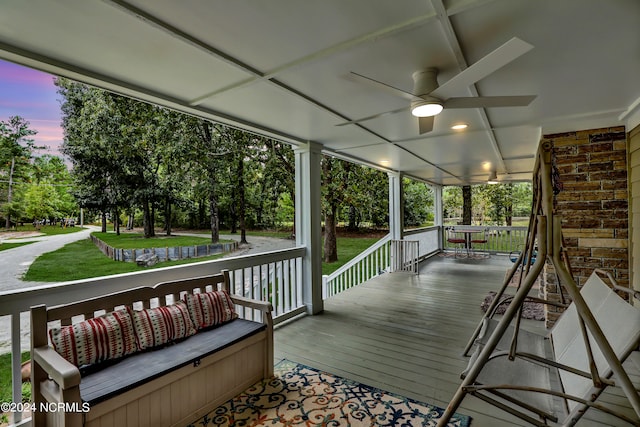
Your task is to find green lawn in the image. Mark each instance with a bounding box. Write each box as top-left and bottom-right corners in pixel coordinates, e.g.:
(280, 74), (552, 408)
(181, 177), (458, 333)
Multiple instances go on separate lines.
(23, 238), (226, 282)
(21, 225), (382, 281)
(322, 237), (381, 276)
(0, 351), (30, 404)
(93, 231), (215, 249)
(0, 224), (85, 237)
(0, 242), (33, 252)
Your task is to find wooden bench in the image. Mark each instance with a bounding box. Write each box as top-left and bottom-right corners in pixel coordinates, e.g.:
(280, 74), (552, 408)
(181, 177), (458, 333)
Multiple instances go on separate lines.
(30, 271), (273, 427)
(462, 271), (640, 426)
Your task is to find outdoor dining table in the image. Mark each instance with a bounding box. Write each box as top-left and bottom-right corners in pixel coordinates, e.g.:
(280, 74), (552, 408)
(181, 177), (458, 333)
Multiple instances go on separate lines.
(453, 228), (483, 255)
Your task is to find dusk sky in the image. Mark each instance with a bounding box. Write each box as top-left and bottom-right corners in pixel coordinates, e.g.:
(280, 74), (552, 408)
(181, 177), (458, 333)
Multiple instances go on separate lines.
(0, 59), (64, 157)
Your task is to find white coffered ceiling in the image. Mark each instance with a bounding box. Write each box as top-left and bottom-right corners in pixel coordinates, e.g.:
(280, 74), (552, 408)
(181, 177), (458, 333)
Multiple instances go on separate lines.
(1, 0), (638, 185)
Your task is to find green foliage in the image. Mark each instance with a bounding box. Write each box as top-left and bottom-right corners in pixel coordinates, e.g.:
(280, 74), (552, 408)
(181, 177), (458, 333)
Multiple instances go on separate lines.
(404, 179), (434, 227)
(0, 116), (41, 227)
(444, 182), (532, 225)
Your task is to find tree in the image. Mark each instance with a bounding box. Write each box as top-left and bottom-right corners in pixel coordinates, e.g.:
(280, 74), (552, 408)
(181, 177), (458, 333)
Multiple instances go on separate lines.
(0, 116), (39, 228)
(57, 78), (123, 233)
(404, 179), (434, 227)
(321, 156), (354, 263)
(26, 155), (76, 222)
(444, 182), (533, 226)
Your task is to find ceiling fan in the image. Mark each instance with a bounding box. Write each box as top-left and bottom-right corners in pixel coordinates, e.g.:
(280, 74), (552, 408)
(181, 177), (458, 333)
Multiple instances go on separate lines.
(337, 37), (537, 134)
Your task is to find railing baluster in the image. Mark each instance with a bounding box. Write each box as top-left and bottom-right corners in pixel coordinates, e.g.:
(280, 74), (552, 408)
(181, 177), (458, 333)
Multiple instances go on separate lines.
(11, 311), (22, 424)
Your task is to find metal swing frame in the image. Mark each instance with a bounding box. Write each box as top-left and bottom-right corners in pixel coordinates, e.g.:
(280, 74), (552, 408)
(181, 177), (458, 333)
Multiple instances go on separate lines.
(437, 142), (640, 427)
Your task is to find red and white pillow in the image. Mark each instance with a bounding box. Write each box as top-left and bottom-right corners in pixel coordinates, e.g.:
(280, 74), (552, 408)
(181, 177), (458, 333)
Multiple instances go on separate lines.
(184, 290), (237, 330)
(129, 301), (196, 350)
(49, 309), (139, 367)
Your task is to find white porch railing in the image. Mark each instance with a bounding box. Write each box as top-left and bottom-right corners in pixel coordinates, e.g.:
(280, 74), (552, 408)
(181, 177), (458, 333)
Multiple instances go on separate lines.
(322, 234), (391, 298)
(442, 225), (528, 254)
(322, 226), (442, 298)
(403, 226), (441, 260)
(0, 246), (305, 426)
(389, 240), (419, 273)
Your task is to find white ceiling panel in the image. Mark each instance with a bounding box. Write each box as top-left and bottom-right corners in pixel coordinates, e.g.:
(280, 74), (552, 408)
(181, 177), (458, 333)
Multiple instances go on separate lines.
(1, 0), (639, 185)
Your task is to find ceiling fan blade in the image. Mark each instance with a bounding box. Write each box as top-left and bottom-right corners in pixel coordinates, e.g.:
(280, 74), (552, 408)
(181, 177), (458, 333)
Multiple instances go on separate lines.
(444, 95), (536, 109)
(430, 37), (534, 98)
(418, 116), (434, 134)
(336, 106), (409, 126)
(348, 71), (419, 101)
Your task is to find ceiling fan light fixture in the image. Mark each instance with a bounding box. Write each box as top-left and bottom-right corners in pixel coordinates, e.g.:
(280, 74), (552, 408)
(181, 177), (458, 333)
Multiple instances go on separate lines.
(411, 100), (443, 117)
(487, 171), (499, 184)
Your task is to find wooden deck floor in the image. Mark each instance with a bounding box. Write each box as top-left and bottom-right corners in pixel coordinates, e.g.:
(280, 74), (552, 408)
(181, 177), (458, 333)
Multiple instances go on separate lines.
(273, 254), (640, 426)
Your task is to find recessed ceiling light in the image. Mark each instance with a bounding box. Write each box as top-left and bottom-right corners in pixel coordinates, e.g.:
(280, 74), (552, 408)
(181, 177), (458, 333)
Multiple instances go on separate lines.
(380, 160), (390, 166)
(451, 123), (468, 130)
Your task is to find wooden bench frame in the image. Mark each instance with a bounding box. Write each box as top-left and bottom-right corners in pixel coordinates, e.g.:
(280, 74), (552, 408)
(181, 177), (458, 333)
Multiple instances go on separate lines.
(30, 270), (273, 427)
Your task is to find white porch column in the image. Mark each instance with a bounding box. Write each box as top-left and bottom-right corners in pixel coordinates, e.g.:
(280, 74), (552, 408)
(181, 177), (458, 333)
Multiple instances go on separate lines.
(294, 142), (324, 315)
(433, 184), (444, 249)
(388, 171), (404, 240)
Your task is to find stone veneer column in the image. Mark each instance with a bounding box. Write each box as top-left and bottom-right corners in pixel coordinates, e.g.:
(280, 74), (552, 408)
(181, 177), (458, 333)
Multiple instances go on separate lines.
(541, 126), (628, 328)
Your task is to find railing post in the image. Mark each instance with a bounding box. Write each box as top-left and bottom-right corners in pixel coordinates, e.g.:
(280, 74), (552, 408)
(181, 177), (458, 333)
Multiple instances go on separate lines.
(11, 310), (22, 423)
(322, 275), (328, 299)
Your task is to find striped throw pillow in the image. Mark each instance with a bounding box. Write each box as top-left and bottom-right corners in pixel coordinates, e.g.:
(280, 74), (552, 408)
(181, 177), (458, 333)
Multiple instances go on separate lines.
(129, 301), (196, 350)
(49, 309), (139, 367)
(184, 290), (237, 330)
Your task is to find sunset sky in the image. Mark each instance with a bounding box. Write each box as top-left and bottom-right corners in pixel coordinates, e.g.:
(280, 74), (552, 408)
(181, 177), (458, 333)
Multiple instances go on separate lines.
(0, 59), (64, 157)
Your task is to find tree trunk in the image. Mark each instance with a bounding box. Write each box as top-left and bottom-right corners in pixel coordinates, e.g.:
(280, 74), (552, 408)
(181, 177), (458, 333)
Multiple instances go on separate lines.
(323, 204), (338, 263)
(101, 210), (107, 233)
(165, 196), (172, 236)
(237, 156), (248, 244)
(347, 205), (358, 231)
(209, 176), (219, 243)
(143, 199), (155, 238)
(114, 207), (120, 235)
(289, 187), (296, 240)
(229, 201), (237, 234)
(127, 211), (134, 230)
(5, 157), (15, 230)
(462, 185), (472, 225)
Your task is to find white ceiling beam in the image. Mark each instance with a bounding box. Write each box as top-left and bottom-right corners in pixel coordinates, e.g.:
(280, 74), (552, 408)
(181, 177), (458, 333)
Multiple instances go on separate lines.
(430, 0), (508, 177)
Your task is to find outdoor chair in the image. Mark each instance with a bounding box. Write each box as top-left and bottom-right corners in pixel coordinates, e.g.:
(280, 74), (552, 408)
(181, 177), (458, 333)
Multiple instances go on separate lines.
(470, 228), (489, 258)
(446, 227), (467, 257)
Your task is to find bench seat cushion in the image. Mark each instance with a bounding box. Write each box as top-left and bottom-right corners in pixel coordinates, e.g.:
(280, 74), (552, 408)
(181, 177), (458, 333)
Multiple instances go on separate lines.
(79, 318), (265, 405)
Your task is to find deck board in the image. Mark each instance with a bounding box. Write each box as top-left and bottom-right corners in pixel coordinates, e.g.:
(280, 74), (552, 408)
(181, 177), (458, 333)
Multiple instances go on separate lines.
(273, 254), (640, 426)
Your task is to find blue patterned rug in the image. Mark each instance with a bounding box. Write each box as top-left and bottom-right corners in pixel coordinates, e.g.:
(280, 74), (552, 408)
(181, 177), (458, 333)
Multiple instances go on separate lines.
(188, 359), (471, 426)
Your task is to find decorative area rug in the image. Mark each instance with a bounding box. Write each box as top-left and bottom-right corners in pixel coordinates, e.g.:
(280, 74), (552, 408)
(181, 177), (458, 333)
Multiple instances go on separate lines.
(505, 266), (541, 290)
(480, 291), (544, 321)
(188, 359), (471, 426)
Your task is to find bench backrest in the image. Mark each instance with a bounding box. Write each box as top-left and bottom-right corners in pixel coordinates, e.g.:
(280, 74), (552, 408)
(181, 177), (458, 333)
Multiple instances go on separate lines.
(43, 271), (230, 326)
(550, 271), (640, 413)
